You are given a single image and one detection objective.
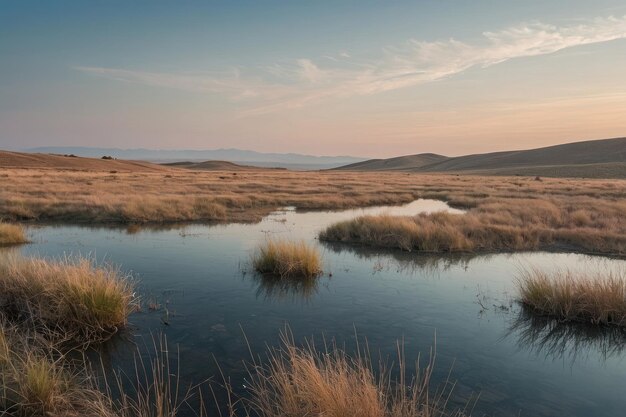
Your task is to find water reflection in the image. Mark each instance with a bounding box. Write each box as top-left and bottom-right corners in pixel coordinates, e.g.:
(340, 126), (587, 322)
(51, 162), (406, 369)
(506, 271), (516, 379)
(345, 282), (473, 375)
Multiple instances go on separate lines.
(507, 305), (626, 363)
(11, 200), (626, 417)
(322, 241), (480, 276)
(249, 272), (329, 302)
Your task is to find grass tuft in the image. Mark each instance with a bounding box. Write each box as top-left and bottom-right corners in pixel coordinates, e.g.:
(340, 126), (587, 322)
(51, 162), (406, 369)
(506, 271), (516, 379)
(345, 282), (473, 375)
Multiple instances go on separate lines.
(0, 254), (138, 345)
(517, 266), (626, 326)
(245, 330), (469, 417)
(0, 222), (27, 245)
(0, 321), (118, 417)
(19, 354), (70, 412)
(253, 239), (322, 279)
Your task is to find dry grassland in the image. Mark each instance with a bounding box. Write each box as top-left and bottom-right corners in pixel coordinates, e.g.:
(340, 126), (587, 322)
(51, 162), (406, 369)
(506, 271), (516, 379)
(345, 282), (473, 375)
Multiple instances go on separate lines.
(1, 168), (624, 254)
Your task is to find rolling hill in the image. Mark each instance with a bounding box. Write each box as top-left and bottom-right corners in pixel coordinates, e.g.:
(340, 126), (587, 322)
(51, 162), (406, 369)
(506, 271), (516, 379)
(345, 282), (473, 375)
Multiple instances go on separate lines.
(162, 160), (274, 170)
(25, 147), (366, 170)
(334, 137), (626, 178)
(0, 151), (169, 172)
(334, 153), (447, 171)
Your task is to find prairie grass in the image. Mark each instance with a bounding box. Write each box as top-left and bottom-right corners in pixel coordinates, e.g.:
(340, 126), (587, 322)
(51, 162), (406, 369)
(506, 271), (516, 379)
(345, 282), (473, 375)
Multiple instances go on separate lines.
(320, 214), (472, 252)
(18, 354), (71, 414)
(0, 222), (27, 245)
(1, 318), (474, 417)
(320, 204), (626, 255)
(1, 168), (624, 254)
(517, 266), (626, 326)
(0, 322), (117, 417)
(245, 331), (469, 417)
(0, 255), (138, 345)
(0, 322), (215, 417)
(253, 239), (322, 279)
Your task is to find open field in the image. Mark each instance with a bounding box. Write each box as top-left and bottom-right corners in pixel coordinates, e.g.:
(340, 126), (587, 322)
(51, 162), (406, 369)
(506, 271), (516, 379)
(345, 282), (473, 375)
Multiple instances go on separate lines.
(1, 163), (625, 255)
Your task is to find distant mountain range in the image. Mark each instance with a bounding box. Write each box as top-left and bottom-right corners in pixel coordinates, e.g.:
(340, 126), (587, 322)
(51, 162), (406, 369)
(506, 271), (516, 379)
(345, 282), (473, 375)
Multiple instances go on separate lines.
(17, 137), (626, 178)
(24, 147), (366, 170)
(334, 137), (626, 178)
(163, 160), (274, 171)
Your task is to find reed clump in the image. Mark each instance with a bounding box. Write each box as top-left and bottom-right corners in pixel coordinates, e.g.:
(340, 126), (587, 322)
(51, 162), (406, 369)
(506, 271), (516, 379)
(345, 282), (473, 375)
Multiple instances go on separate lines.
(0, 222), (27, 245)
(0, 255), (138, 344)
(0, 322), (117, 417)
(245, 331), (468, 417)
(517, 266), (626, 326)
(253, 239), (322, 279)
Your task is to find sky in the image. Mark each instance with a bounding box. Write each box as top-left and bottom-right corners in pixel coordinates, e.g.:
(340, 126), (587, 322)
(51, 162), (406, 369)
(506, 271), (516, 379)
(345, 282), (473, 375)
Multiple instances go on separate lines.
(1, 0), (626, 158)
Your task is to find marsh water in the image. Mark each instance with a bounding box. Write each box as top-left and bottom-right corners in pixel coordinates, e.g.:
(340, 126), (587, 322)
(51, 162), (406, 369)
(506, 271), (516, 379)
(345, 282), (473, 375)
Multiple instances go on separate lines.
(8, 199), (626, 416)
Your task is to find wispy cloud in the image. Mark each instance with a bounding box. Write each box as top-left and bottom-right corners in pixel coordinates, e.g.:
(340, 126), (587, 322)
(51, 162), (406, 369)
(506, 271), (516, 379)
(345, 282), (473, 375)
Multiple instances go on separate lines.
(76, 15), (626, 115)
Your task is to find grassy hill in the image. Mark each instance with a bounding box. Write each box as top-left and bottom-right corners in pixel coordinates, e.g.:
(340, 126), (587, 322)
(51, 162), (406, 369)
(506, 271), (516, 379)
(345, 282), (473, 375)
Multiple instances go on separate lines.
(334, 137), (626, 178)
(0, 151), (169, 172)
(333, 153), (448, 171)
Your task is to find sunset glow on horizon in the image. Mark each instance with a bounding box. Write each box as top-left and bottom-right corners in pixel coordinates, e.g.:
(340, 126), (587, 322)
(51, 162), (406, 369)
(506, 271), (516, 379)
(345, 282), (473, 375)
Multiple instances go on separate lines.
(2, 1), (626, 157)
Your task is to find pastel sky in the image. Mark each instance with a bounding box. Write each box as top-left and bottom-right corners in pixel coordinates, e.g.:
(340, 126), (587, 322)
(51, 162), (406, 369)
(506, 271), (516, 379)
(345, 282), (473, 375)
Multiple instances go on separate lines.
(2, 0), (626, 157)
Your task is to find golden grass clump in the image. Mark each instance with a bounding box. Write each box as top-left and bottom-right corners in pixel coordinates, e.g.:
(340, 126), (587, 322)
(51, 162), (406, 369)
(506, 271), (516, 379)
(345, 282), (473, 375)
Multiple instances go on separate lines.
(0, 222), (27, 245)
(517, 266), (626, 326)
(0, 322), (116, 417)
(0, 255), (138, 344)
(253, 239), (322, 279)
(245, 331), (468, 417)
(17, 354), (72, 414)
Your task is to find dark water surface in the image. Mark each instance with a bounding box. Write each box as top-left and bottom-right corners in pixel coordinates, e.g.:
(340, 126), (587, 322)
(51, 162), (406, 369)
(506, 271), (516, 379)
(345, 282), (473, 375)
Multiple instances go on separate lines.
(8, 200), (626, 416)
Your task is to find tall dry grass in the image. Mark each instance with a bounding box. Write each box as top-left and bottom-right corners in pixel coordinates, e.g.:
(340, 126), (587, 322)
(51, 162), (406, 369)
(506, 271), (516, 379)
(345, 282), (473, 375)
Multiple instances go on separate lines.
(517, 266), (626, 326)
(0, 222), (27, 245)
(253, 239), (323, 279)
(1, 317), (475, 417)
(0, 255), (138, 345)
(320, 203), (626, 255)
(0, 322), (221, 417)
(0, 321), (118, 417)
(320, 214), (472, 252)
(1, 169), (623, 254)
(245, 331), (470, 417)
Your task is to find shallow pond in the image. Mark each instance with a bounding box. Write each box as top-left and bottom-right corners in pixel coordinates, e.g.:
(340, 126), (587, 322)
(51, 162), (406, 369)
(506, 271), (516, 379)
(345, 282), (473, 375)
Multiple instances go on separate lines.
(8, 199), (626, 416)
